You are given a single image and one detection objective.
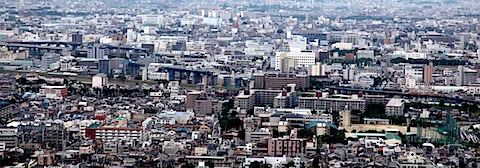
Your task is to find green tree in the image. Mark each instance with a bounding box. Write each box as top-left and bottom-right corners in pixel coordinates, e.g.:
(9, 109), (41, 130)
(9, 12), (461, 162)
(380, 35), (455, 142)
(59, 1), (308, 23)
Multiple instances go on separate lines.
(250, 161), (264, 168)
(312, 158), (320, 168)
(181, 161), (195, 168)
(285, 161), (295, 168)
(439, 99), (445, 106)
(205, 160), (215, 168)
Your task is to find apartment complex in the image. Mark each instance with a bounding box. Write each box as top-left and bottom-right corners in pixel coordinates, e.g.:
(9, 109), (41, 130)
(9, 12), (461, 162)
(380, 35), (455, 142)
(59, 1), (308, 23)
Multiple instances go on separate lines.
(267, 137), (306, 157)
(297, 96), (366, 112)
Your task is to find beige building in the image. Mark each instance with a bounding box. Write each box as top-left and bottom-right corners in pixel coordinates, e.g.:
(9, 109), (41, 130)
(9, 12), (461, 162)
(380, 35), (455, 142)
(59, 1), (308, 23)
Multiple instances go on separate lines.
(423, 62), (433, 83)
(297, 96), (366, 112)
(194, 95), (221, 117)
(235, 89), (297, 111)
(385, 98), (405, 116)
(267, 137), (306, 157)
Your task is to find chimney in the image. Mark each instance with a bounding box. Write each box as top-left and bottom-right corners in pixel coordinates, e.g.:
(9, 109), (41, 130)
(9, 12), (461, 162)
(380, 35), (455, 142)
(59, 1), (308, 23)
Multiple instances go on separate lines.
(315, 92), (322, 98)
(358, 91), (363, 98)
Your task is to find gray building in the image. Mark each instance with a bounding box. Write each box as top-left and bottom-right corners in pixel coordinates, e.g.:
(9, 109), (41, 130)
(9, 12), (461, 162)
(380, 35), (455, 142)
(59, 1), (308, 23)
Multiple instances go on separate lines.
(87, 44), (108, 59)
(41, 53), (60, 70)
(98, 59), (110, 75)
(0, 127), (18, 150)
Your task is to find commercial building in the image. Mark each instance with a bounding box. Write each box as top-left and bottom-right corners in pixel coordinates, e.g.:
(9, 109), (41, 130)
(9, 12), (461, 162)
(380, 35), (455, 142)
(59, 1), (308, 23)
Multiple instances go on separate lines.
(39, 86), (67, 99)
(194, 95), (221, 117)
(245, 129), (271, 143)
(41, 53), (60, 69)
(457, 65), (477, 86)
(275, 51), (315, 71)
(87, 44), (108, 59)
(267, 137), (306, 157)
(42, 121), (66, 150)
(308, 62), (326, 76)
(157, 111), (193, 124)
(71, 33), (83, 43)
(98, 59), (110, 75)
(253, 73), (310, 90)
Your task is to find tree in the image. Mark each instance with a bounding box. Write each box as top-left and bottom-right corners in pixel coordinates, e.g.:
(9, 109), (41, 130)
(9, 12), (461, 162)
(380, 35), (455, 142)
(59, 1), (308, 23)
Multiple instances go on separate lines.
(439, 99), (445, 106)
(119, 75), (126, 81)
(250, 161), (264, 168)
(284, 161), (295, 168)
(297, 129), (314, 139)
(205, 160), (215, 168)
(312, 158), (320, 168)
(181, 161), (195, 168)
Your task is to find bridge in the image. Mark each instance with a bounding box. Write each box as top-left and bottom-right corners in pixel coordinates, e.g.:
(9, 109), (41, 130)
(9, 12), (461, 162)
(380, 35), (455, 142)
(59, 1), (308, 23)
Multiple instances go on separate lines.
(0, 42), (72, 50)
(326, 86), (477, 104)
(0, 41), (151, 58)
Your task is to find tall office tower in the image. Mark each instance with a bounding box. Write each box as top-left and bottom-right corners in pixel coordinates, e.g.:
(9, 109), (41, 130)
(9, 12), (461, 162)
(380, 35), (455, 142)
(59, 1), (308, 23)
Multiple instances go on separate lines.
(423, 62), (433, 83)
(98, 59), (110, 75)
(72, 33), (82, 43)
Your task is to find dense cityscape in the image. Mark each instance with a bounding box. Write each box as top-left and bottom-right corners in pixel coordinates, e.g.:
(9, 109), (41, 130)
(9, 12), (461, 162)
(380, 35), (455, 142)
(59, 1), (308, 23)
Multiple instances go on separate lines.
(1, 0), (480, 167)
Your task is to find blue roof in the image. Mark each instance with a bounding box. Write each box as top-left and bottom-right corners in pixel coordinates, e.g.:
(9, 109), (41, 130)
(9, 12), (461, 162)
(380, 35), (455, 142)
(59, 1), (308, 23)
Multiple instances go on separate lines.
(307, 121), (338, 130)
(352, 133), (386, 137)
(178, 127), (188, 132)
(281, 114), (304, 119)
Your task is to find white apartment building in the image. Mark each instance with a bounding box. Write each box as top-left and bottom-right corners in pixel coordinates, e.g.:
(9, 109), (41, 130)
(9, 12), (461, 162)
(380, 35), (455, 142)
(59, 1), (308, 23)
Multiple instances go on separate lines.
(92, 73), (108, 88)
(39, 86), (67, 99)
(91, 127), (148, 145)
(394, 51), (427, 60)
(308, 62), (326, 76)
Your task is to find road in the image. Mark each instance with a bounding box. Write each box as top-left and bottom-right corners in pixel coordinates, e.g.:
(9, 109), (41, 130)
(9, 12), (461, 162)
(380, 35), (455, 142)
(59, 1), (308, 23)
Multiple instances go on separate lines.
(1, 69), (240, 90)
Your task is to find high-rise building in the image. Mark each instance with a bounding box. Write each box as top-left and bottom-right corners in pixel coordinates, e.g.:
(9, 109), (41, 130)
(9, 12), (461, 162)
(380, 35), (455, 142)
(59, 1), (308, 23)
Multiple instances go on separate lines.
(72, 33), (82, 43)
(340, 110), (351, 128)
(457, 65), (477, 86)
(98, 59), (110, 75)
(0, 127), (18, 150)
(87, 44), (108, 59)
(41, 53), (60, 70)
(92, 73), (108, 88)
(423, 62), (433, 83)
(279, 56), (298, 73)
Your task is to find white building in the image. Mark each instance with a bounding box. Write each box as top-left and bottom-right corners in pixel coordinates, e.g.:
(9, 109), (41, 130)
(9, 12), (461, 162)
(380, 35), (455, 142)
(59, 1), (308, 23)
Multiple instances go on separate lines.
(92, 73), (108, 88)
(275, 51), (315, 70)
(157, 110), (193, 124)
(404, 64), (424, 81)
(332, 42), (353, 50)
(244, 156), (287, 168)
(357, 50), (375, 59)
(308, 62), (326, 76)
(285, 35), (307, 52)
(394, 51), (427, 60)
(39, 86), (67, 99)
